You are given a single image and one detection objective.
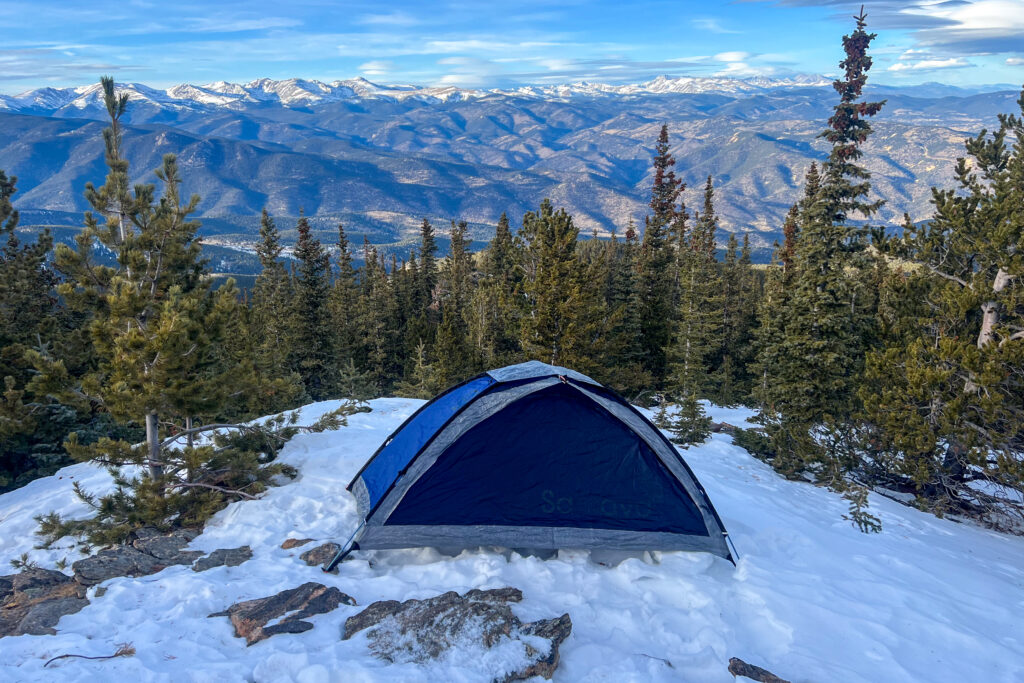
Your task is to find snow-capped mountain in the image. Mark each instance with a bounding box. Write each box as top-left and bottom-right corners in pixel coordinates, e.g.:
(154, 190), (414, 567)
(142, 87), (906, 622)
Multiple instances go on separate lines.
(0, 74), (834, 113)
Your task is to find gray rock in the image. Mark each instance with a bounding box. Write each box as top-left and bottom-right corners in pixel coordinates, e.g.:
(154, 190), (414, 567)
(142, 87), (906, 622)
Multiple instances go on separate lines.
(0, 575), (13, 602)
(16, 597), (89, 636)
(342, 587), (571, 681)
(209, 581), (356, 646)
(0, 570), (88, 638)
(72, 547), (166, 586)
(191, 546), (253, 572)
(299, 543), (340, 568)
(281, 538), (314, 550)
(132, 527), (201, 563)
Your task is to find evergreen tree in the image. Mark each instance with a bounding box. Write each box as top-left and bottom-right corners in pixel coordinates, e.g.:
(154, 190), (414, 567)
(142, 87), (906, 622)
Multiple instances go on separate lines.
(668, 177), (723, 443)
(520, 199), (605, 370)
(291, 214), (335, 400)
(250, 209), (296, 382)
(432, 220), (477, 386)
(637, 125), (684, 384)
(864, 93), (1024, 520)
(468, 213), (524, 368)
(328, 222), (360, 369)
(715, 232), (759, 405)
(756, 9), (885, 479)
(602, 221), (652, 397)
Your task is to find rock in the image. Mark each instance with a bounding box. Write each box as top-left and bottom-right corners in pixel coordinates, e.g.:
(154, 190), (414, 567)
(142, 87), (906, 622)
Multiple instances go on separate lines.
(711, 422), (740, 435)
(72, 528), (206, 586)
(192, 546), (253, 572)
(728, 657), (791, 683)
(132, 527), (202, 564)
(1, 570), (88, 638)
(281, 538), (314, 550)
(209, 582), (356, 646)
(72, 547), (166, 586)
(16, 597), (89, 636)
(343, 587), (571, 681)
(0, 575), (13, 602)
(513, 613), (573, 681)
(299, 542), (341, 568)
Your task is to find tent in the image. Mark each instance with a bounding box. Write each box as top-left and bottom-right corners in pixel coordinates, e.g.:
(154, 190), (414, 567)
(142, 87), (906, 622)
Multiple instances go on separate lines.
(325, 361), (733, 570)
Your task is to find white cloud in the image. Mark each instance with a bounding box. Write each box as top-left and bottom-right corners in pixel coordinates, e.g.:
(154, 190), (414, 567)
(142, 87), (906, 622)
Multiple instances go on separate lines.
(355, 11), (420, 27)
(714, 51), (751, 63)
(888, 57), (971, 72)
(1007, 57), (1024, 65)
(358, 60), (393, 76)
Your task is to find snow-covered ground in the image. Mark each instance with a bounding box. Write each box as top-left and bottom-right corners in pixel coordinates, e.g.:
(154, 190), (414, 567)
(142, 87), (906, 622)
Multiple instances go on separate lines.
(1, 398), (1022, 682)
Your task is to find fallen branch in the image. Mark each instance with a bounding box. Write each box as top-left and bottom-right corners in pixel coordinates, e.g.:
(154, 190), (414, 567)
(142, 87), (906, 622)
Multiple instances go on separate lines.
(166, 481), (260, 500)
(45, 643), (136, 668)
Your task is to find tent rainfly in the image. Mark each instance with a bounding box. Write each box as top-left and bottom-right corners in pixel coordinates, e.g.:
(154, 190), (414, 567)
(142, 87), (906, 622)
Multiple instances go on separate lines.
(325, 361), (733, 571)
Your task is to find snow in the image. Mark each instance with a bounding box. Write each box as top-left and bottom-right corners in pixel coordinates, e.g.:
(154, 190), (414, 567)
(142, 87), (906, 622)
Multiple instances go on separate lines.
(1, 398), (1022, 682)
(1, 75), (833, 113)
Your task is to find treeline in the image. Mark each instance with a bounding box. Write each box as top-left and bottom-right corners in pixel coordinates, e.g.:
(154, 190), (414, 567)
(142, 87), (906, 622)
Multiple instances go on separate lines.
(0, 13), (1021, 535)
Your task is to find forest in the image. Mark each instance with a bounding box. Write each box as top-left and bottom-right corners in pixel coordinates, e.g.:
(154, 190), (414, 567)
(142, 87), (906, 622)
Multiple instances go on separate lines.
(1, 13), (1021, 544)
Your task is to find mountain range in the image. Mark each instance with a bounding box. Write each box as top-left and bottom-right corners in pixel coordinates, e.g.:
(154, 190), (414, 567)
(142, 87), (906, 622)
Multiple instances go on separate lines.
(1, 75), (1018, 264)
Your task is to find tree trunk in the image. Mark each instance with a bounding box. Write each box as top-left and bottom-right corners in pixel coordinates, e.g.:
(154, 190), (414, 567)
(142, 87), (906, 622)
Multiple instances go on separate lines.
(977, 268), (1010, 349)
(145, 412), (163, 482)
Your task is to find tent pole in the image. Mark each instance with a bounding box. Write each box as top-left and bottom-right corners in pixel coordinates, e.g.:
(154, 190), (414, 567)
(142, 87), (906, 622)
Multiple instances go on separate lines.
(323, 521), (365, 573)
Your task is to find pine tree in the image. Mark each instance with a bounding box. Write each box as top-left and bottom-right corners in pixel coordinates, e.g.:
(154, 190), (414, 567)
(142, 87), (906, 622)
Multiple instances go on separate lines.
(637, 125), (685, 385)
(468, 213), (524, 368)
(432, 220), (477, 386)
(520, 199), (605, 370)
(668, 177), (723, 443)
(291, 214), (336, 400)
(250, 209), (296, 382)
(863, 92), (1024, 520)
(756, 9), (885, 479)
(602, 221), (651, 397)
(328, 222), (360, 369)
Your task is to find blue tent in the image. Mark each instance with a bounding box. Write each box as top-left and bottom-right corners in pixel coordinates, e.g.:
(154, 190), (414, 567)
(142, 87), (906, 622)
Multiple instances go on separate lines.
(325, 361), (733, 570)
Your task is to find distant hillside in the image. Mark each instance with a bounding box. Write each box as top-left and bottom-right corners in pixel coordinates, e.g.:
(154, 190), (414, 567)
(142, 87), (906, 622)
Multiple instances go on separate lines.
(1, 77), (1016, 259)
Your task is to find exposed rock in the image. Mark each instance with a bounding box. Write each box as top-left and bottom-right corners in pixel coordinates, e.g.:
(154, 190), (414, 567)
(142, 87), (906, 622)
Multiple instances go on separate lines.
(281, 538), (314, 550)
(1, 569), (88, 638)
(72, 547), (167, 586)
(16, 596), (90, 636)
(711, 422), (740, 436)
(191, 546), (252, 572)
(0, 575), (13, 603)
(132, 527), (202, 564)
(728, 657), (791, 683)
(343, 587), (571, 680)
(209, 582), (356, 646)
(513, 613), (573, 681)
(299, 542), (340, 568)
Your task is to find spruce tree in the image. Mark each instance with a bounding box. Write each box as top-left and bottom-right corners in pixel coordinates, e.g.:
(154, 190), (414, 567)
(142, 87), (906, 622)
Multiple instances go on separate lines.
(328, 222), (361, 370)
(602, 221), (651, 397)
(668, 177), (723, 443)
(863, 92), (1024, 520)
(756, 9), (884, 479)
(291, 214), (336, 400)
(250, 209), (296, 382)
(432, 220), (477, 386)
(468, 213), (524, 368)
(637, 125), (684, 385)
(520, 199), (605, 370)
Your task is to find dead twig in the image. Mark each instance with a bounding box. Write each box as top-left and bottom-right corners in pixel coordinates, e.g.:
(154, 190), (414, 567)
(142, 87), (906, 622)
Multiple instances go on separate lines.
(44, 642), (136, 668)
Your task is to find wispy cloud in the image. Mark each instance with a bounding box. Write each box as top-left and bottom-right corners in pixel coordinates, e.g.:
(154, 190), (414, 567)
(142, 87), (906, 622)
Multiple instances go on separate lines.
(889, 56), (971, 71)
(692, 18), (741, 34)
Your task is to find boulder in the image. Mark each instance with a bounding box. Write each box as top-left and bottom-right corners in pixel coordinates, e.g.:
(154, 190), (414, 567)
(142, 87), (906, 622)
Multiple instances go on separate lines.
(343, 587), (571, 681)
(72, 547), (166, 586)
(191, 546), (252, 572)
(209, 582), (356, 646)
(299, 542), (341, 568)
(16, 596), (90, 636)
(132, 527), (203, 564)
(0, 569), (88, 638)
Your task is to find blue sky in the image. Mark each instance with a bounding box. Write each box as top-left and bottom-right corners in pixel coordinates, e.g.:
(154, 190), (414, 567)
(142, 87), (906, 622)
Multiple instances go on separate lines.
(0, 0), (1021, 93)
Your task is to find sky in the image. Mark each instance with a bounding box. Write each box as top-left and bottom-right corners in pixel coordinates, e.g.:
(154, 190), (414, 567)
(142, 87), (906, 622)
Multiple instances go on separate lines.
(0, 0), (1021, 93)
